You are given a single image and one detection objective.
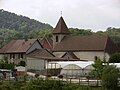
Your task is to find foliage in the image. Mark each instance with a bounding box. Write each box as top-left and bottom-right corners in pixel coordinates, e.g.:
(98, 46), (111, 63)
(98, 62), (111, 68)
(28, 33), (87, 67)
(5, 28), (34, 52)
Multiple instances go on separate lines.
(0, 9), (53, 46)
(0, 63), (14, 69)
(35, 74), (39, 78)
(37, 29), (53, 38)
(109, 53), (120, 63)
(0, 9), (52, 34)
(0, 81), (26, 90)
(19, 61), (26, 67)
(0, 80), (103, 90)
(69, 28), (93, 36)
(102, 65), (119, 90)
(0, 56), (14, 69)
(23, 79), (63, 90)
(95, 27), (120, 47)
(91, 58), (104, 79)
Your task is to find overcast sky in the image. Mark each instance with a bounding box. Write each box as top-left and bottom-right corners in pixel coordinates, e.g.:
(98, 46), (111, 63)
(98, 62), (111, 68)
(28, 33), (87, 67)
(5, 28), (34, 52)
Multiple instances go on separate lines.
(0, 0), (120, 31)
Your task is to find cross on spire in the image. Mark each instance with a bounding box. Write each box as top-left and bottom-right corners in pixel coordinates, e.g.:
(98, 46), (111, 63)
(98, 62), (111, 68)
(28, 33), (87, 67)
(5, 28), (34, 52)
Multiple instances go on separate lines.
(61, 11), (62, 16)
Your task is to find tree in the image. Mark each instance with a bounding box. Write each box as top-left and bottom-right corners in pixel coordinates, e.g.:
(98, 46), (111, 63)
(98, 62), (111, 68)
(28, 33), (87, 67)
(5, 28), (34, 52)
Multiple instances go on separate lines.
(109, 53), (120, 63)
(90, 58), (104, 86)
(102, 65), (119, 90)
(69, 28), (92, 36)
(91, 58), (104, 79)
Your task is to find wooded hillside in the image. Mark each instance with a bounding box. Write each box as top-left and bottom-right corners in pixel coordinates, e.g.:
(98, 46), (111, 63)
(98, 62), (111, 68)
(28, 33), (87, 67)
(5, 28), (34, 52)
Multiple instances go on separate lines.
(0, 9), (120, 48)
(0, 9), (53, 47)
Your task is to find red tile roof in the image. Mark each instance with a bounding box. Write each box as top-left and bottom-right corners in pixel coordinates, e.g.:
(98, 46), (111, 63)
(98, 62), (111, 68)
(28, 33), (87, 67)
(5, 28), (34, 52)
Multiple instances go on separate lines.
(53, 16), (70, 34)
(53, 35), (119, 54)
(0, 39), (39, 53)
(40, 37), (53, 50)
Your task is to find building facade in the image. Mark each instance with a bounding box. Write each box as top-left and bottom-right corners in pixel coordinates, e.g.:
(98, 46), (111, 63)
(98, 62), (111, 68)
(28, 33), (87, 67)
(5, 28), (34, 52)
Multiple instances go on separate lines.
(0, 39), (42, 64)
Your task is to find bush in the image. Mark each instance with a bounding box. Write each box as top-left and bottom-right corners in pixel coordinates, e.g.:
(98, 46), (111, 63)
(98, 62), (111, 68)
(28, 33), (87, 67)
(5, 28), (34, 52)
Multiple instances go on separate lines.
(0, 63), (14, 69)
(35, 74), (39, 78)
(19, 61), (26, 67)
(102, 65), (119, 90)
(109, 53), (120, 63)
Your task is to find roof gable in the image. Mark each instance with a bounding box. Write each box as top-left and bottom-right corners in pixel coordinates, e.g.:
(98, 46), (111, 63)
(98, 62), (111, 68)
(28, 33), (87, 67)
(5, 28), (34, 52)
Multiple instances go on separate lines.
(53, 16), (70, 34)
(40, 37), (53, 50)
(61, 52), (79, 59)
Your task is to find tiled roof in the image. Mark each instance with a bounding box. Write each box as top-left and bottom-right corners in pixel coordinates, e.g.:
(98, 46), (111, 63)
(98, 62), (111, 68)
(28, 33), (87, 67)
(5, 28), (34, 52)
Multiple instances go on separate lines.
(53, 16), (70, 34)
(53, 35), (119, 54)
(40, 37), (53, 50)
(27, 49), (55, 57)
(29, 56), (80, 61)
(0, 39), (38, 53)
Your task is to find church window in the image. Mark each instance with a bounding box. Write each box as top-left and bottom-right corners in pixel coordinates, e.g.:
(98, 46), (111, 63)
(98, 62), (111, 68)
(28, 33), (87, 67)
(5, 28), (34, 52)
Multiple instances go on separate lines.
(56, 36), (58, 42)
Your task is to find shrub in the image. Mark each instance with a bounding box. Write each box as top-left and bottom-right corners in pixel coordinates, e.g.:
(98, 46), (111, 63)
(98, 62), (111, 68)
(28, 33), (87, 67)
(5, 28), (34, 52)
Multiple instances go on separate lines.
(19, 61), (26, 67)
(109, 53), (120, 63)
(35, 74), (39, 78)
(102, 65), (119, 90)
(0, 63), (14, 69)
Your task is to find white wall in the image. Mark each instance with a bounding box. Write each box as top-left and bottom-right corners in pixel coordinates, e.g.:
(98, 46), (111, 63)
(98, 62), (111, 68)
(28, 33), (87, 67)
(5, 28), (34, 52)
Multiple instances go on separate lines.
(0, 54), (4, 60)
(74, 51), (110, 61)
(53, 52), (65, 58)
(27, 58), (47, 70)
(53, 51), (110, 61)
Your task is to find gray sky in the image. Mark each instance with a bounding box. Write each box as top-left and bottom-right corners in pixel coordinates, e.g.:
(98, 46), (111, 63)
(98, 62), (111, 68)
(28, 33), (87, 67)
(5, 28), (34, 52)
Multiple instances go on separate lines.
(0, 0), (120, 31)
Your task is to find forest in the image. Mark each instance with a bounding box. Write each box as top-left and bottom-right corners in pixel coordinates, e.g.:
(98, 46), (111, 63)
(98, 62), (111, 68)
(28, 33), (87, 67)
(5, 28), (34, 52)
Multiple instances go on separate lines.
(0, 9), (120, 48)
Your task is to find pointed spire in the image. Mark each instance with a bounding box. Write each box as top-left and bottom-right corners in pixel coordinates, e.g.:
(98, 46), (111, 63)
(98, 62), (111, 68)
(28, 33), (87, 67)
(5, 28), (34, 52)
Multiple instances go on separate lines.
(53, 16), (70, 34)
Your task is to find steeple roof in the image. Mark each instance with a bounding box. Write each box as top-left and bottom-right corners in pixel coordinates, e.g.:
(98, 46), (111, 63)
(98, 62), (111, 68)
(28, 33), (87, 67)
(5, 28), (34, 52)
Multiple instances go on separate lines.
(53, 16), (70, 34)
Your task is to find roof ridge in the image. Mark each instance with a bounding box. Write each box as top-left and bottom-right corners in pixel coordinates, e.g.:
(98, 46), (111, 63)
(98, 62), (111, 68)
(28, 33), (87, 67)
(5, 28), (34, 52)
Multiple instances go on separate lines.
(45, 37), (53, 49)
(103, 35), (109, 51)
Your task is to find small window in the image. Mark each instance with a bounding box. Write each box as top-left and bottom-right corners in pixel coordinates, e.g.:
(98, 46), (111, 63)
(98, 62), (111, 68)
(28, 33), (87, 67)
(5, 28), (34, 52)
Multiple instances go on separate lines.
(21, 54), (23, 59)
(10, 54), (15, 59)
(10, 54), (12, 59)
(95, 56), (98, 60)
(56, 36), (58, 42)
(13, 54), (15, 59)
(18, 54), (23, 59)
(18, 54), (20, 59)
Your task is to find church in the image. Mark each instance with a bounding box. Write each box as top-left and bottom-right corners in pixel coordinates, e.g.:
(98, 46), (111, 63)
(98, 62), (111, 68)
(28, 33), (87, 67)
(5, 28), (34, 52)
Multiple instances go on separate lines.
(51, 16), (119, 61)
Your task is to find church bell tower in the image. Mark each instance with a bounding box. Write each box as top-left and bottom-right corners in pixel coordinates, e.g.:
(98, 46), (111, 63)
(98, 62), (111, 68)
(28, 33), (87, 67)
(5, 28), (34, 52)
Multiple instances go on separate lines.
(53, 16), (70, 48)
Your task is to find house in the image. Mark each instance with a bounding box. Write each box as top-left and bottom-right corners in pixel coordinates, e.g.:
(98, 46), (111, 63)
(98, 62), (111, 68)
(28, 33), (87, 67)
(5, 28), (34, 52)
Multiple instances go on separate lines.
(0, 39), (43, 64)
(52, 17), (119, 61)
